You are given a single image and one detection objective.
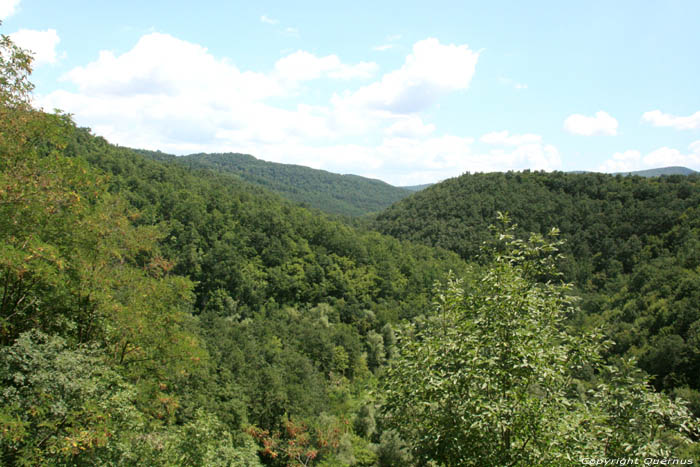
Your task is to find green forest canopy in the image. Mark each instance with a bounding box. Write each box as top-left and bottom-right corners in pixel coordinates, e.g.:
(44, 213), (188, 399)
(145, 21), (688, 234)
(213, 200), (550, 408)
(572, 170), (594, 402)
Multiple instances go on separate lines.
(136, 149), (413, 217)
(2, 31), (699, 465)
(372, 170), (700, 400)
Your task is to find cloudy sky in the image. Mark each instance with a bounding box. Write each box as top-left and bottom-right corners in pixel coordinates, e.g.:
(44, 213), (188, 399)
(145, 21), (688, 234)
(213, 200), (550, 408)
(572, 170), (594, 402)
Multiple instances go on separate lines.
(3, 0), (700, 185)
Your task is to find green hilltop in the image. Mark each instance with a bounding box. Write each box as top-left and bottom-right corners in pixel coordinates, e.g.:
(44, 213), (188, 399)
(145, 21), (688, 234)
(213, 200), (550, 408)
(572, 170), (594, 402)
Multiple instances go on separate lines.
(137, 150), (413, 217)
(372, 169), (700, 400)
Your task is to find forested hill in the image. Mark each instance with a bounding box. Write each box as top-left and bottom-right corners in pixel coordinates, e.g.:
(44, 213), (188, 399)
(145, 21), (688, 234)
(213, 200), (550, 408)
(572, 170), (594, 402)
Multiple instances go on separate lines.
(373, 170), (700, 271)
(4, 30), (700, 463)
(3, 102), (469, 463)
(373, 170), (700, 395)
(78, 133), (467, 317)
(137, 150), (413, 217)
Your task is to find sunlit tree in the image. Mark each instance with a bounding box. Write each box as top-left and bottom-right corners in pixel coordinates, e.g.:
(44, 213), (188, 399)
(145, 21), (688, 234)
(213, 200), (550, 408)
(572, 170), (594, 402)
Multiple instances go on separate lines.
(382, 214), (698, 465)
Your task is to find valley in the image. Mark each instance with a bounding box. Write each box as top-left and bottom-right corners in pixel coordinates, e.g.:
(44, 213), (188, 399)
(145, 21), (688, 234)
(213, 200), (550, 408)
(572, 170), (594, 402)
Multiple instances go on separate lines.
(1, 27), (699, 466)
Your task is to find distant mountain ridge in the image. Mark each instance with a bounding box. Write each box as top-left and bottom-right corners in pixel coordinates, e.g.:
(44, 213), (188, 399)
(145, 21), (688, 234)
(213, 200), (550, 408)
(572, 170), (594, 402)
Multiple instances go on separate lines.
(613, 166), (697, 177)
(401, 183), (434, 192)
(136, 151), (412, 217)
(568, 167), (697, 177)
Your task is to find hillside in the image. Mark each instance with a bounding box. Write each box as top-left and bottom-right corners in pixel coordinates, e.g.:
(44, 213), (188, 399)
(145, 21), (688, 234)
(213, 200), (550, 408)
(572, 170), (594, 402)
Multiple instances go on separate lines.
(137, 150), (413, 217)
(373, 170), (700, 396)
(615, 166), (697, 177)
(2, 99), (471, 462)
(4, 31), (699, 463)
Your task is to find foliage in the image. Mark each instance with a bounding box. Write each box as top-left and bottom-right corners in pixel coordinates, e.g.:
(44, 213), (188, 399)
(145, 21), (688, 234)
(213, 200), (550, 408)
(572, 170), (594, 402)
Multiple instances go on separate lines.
(247, 416), (347, 466)
(126, 410), (262, 467)
(373, 170), (700, 394)
(0, 30), (254, 465)
(0, 330), (138, 466)
(58, 121), (467, 449)
(381, 215), (698, 465)
(5, 25), (699, 465)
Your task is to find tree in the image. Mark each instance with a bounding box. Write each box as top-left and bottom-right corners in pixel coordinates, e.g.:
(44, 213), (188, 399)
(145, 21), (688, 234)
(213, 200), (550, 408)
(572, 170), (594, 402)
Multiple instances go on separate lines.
(0, 330), (138, 466)
(0, 30), (223, 465)
(381, 214), (698, 465)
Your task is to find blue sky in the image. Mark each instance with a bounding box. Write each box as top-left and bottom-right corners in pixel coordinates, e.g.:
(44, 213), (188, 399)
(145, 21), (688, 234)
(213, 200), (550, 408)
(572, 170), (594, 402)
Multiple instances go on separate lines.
(3, 0), (700, 185)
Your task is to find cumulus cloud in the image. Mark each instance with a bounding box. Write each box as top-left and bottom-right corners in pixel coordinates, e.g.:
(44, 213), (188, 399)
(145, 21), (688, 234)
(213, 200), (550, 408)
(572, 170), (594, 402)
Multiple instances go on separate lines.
(642, 110), (700, 130)
(241, 134), (561, 186)
(564, 111), (618, 136)
(274, 50), (377, 81)
(61, 33), (281, 100)
(597, 150), (643, 173)
(9, 29), (60, 65)
(598, 142), (700, 173)
(336, 38), (479, 114)
(38, 33), (555, 184)
(644, 146), (700, 167)
(690, 140), (700, 154)
(384, 115), (435, 138)
(0, 0), (20, 20)
(39, 33), (287, 150)
(480, 130), (541, 146)
(38, 33), (377, 151)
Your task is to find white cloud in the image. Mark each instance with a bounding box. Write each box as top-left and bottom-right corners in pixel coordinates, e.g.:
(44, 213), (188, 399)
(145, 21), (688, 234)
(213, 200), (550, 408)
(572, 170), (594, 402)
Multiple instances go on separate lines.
(642, 110), (700, 130)
(598, 142), (700, 172)
(38, 33), (373, 152)
(644, 146), (700, 167)
(384, 115), (435, 138)
(61, 33), (281, 100)
(38, 33), (555, 185)
(597, 150), (642, 172)
(9, 29), (60, 65)
(0, 0), (20, 20)
(274, 50), (377, 82)
(336, 38), (479, 114)
(284, 27), (299, 36)
(372, 44), (393, 51)
(564, 111), (618, 136)
(239, 134), (561, 186)
(38, 33), (287, 150)
(260, 14), (279, 25)
(480, 130), (541, 146)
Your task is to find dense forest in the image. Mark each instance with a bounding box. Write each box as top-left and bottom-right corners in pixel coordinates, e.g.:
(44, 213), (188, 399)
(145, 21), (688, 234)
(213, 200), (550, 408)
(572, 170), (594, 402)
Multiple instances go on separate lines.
(2, 32), (699, 465)
(137, 150), (412, 217)
(373, 171), (700, 404)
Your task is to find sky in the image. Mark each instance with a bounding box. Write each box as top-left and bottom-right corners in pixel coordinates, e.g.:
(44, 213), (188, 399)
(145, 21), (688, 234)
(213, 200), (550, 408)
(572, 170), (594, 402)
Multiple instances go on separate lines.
(2, 0), (700, 185)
